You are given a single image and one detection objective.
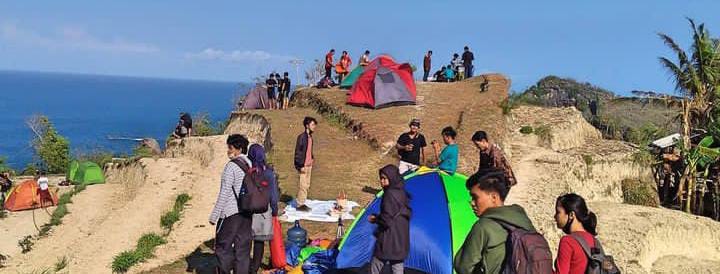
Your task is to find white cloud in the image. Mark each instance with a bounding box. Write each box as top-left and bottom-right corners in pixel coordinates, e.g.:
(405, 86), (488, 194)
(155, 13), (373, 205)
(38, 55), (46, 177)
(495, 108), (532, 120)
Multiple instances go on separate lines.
(186, 48), (293, 62)
(0, 23), (158, 53)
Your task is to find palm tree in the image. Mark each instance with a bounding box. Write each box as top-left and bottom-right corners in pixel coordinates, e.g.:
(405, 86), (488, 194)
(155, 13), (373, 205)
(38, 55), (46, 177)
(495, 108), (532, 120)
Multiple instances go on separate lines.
(659, 18), (720, 212)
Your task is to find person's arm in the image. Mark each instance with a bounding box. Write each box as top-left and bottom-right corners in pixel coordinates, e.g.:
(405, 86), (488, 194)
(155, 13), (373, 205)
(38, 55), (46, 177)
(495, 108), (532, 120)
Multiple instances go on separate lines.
(209, 163), (235, 224)
(553, 237), (573, 274)
(454, 222), (487, 274)
(432, 142), (441, 166)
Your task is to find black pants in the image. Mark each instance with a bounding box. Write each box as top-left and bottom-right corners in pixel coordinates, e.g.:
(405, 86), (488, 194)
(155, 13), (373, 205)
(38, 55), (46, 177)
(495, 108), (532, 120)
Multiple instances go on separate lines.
(325, 67), (332, 80)
(423, 70), (429, 81)
(465, 64), (473, 79)
(250, 240), (265, 273)
(215, 213), (252, 274)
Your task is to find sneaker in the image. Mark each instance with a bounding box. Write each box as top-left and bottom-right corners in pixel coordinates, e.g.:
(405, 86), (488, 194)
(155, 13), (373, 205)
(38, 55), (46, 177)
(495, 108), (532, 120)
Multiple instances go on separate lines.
(296, 205), (312, 212)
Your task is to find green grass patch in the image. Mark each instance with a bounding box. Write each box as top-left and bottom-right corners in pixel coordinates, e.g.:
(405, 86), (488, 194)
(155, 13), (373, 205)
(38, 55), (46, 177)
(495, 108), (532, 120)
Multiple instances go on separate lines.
(58, 192), (73, 206)
(621, 179), (659, 207)
(111, 194), (190, 273)
(49, 204), (68, 226)
(18, 235), (34, 253)
(519, 125), (533, 134)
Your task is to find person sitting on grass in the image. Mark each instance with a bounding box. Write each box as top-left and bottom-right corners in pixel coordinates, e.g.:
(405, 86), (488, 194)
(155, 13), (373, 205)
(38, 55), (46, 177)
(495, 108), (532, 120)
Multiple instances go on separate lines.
(434, 66), (447, 82)
(431, 126), (459, 174)
(368, 164), (411, 274)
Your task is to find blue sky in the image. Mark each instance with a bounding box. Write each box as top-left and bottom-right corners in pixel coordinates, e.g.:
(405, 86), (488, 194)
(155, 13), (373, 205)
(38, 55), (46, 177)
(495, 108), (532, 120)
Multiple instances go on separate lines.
(1, 1), (718, 95)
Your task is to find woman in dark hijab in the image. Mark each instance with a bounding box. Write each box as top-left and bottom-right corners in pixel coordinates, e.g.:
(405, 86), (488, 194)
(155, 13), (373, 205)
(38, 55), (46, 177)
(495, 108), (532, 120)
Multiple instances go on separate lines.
(247, 144), (279, 273)
(368, 164), (411, 274)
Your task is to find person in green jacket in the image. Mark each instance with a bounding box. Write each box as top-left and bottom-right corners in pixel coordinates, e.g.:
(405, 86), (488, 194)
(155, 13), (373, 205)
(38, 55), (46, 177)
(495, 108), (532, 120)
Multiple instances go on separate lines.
(454, 170), (537, 274)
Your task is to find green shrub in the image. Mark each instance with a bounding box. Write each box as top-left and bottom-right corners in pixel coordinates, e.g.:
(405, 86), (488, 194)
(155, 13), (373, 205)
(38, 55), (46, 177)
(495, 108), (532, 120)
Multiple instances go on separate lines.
(49, 204), (68, 226)
(174, 193), (191, 210)
(136, 233), (166, 258)
(112, 250), (142, 273)
(28, 115), (70, 174)
(534, 125), (552, 145)
(19, 235), (34, 253)
(73, 183), (86, 194)
(132, 146), (153, 158)
(21, 164), (39, 176)
(58, 192), (73, 206)
(519, 126), (534, 134)
(160, 211), (180, 232)
(54, 256), (68, 272)
(0, 156), (13, 174)
(192, 112), (225, 136)
(621, 179), (659, 207)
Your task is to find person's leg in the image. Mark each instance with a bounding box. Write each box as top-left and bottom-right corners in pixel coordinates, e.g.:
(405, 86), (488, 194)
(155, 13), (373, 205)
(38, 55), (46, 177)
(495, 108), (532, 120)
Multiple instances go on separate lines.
(214, 215), (238, 273)
(297, 168), (310, 206)
(369, 257), (385, 274)
(338, 73), (343, 84)
(250, 240), (264, 273)
(423, 70), (429, 81)
(390, 260), (404, 274)
(325, 67), (331, 79)
(233, 214), (253, 274)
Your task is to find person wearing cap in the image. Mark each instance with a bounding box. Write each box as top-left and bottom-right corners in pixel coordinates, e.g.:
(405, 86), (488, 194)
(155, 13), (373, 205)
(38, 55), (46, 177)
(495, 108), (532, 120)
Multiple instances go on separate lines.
(395, 119), (427, 174)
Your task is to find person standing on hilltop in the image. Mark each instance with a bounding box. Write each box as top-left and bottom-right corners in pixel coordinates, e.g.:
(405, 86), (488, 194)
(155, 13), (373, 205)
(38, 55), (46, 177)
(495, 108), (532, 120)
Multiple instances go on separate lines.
(472, 131), (517, 187)
(462, 46), (474, 79)
(210, 134), (252, 274)
(325, 49), (335, 81)
(265, 74), (277, 110)
(294, 116), (317, 212)
(338, 51), (352, 84)
(423, 50), (432, 81)
(274, 73), (282, 109)
(452, 53), (465, 81)
(280, 72), (291, 110)
(395, 119), (427, 174)
(431, 126), (458, 174)
(359, 50), (371, 67)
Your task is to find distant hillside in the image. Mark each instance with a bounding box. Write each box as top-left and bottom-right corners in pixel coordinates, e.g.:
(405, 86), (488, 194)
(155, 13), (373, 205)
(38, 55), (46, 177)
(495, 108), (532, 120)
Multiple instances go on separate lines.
(518, 76), (680, 144)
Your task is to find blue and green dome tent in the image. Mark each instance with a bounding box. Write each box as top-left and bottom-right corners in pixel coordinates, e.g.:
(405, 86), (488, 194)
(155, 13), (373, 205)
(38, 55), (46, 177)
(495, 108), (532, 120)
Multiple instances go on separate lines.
(336, 168), (478, 274)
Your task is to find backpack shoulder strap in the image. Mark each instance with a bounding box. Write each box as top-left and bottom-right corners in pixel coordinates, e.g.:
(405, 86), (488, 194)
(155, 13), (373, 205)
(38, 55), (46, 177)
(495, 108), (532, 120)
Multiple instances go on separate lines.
(569, 233), (593, 257)
(231, 158), (251, 173)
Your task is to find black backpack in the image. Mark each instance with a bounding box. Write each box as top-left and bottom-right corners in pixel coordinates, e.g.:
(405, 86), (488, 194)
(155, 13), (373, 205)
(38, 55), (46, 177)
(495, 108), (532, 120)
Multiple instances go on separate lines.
(490, 219), (553, 274)
(570, 234), (621, 274)
(230, 159), (271, 214)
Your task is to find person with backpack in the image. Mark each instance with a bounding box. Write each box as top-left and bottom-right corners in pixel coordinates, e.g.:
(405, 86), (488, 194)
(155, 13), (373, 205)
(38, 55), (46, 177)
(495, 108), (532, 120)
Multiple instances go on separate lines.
(472, 131), (517, 187)
(209, 134), (253, 274)
(454, 170), (552, 274)
(368, 164), (411, 274)
(294, 116), (317, 212)
(0, 172), (13, 209)
(554, 193), (619, 274)
(247, 144), (280, 273)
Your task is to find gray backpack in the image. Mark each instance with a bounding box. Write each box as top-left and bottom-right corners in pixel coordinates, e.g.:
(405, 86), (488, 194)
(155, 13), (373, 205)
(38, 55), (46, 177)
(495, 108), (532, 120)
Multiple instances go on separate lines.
(570, 234), (621, 274)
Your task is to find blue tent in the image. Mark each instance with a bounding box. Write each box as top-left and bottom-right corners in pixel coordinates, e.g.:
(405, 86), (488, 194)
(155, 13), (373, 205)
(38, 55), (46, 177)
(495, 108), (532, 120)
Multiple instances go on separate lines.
(336, 169), (477, 274)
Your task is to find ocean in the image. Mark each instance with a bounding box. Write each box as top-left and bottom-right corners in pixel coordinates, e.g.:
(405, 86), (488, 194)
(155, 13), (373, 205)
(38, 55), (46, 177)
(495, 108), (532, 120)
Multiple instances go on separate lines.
(0, 70), (247, 170)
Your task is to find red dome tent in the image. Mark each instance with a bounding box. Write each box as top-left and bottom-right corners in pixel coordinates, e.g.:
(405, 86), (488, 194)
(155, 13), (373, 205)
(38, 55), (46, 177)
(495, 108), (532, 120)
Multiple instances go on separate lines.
(346, 55), (416, 109)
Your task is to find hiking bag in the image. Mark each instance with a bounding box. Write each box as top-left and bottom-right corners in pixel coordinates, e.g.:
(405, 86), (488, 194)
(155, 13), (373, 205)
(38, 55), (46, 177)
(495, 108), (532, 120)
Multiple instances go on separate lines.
(231, 159), (271, 214)
(491, 219), (553, 274)
(570, 234), (621, 274)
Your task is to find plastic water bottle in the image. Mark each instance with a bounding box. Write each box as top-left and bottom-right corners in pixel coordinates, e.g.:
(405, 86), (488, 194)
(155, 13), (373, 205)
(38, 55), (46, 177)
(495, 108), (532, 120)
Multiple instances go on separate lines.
(287, 220), (307, 247)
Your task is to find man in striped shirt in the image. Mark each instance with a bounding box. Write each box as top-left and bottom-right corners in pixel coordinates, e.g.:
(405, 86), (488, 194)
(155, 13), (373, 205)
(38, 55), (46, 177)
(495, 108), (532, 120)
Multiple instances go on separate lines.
(209, 134), (253, 274)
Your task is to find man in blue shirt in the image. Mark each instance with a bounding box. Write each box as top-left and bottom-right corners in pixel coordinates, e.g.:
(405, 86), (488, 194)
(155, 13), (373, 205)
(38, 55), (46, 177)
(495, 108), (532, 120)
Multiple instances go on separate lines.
(431, 126), (459, 174)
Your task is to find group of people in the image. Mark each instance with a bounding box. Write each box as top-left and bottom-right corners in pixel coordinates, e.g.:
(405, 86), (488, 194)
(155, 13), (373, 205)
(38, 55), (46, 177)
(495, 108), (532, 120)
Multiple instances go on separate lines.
(264, 72), (292, 110)
(209, 115), (612, 274)
(423, 46), (475, 82)
(320, 49), (371, 87)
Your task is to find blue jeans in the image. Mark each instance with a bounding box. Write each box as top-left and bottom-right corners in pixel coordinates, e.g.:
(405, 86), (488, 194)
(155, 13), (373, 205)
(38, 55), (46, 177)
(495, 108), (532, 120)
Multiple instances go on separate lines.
(465, 64), (473, 79)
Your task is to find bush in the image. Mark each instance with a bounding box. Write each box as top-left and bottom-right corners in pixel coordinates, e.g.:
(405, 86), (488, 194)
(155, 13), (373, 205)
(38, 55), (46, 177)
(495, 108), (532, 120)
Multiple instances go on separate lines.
(112, 250), (142, 273)
(132, 146), (153, 158)
(160, 211), (180, 232)
(21, 164), (39, 176)
(534, 125), (552, 145)
(136, 233), (166, 258)
(621, 179), (659, 207)
(19, 235), (34, 253)
(49, 204), (68, 226)
(58, 192), (73, 206)
(75, 150), (114, 169)
(27, 115), (70, 174)
(192, 112), (225, 136)
(0, 156), (13, 174)
(174, 193), (191, 211)
(519, 126), (534, 134)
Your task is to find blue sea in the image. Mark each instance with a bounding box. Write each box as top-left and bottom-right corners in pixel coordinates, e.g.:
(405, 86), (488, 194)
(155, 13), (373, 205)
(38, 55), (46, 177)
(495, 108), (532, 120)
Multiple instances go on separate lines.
(0, 70), (247, 170)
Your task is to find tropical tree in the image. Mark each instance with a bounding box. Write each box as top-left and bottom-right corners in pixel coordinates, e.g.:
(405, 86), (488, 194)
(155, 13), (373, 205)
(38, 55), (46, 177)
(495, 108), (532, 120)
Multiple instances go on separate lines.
(659, 18), (720, 212)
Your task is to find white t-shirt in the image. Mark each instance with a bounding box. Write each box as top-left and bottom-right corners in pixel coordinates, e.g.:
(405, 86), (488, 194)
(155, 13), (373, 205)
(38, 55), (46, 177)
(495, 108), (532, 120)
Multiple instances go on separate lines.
(38, 177), (49, 191)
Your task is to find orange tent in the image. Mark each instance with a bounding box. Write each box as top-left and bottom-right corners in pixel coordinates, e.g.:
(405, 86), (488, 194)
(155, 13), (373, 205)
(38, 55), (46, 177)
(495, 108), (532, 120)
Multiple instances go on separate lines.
(3, 180), (58, 211)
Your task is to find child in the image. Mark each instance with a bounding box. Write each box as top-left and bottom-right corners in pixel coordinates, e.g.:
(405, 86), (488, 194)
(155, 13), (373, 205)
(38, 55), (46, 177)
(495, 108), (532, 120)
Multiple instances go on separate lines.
(368, 165), (411, 274)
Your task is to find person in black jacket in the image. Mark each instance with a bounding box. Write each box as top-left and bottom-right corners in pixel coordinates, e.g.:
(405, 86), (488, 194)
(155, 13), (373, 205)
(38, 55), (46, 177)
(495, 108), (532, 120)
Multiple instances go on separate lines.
(294, 116), (317, 212)
(368, 164), (411, 274)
